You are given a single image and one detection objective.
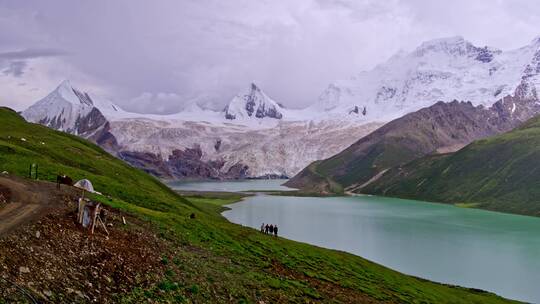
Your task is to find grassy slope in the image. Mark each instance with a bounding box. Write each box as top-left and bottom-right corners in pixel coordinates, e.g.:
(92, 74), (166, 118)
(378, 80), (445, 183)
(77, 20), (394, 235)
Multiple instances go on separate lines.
(365, 115), (540, 217)
(288, 132), (420, 194)
(0, 107), (516, 303)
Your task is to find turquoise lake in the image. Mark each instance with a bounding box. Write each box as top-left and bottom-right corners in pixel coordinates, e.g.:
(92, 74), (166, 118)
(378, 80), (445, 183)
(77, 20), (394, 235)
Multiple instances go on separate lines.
(174, 180), (540, 302)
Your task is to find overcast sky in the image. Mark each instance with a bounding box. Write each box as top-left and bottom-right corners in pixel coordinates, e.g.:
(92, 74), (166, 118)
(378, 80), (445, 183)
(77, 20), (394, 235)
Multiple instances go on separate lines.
(1, 0), (540, 113)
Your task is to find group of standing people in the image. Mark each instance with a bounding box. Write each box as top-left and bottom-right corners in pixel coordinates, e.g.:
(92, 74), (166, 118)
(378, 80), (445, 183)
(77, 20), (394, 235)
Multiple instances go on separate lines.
(261, 223), (278, 237)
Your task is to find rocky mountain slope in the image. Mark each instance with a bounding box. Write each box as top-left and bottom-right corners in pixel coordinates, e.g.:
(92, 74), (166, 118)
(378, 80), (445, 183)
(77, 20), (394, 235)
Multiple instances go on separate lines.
(286, 88), (540, 193)
(363, 114), (540, 217)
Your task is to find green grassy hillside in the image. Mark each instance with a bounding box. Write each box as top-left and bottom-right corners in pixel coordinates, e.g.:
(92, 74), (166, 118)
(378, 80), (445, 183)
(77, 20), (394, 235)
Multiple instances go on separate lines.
(0, 107), (517, 303)
(365, 114), (540, 216)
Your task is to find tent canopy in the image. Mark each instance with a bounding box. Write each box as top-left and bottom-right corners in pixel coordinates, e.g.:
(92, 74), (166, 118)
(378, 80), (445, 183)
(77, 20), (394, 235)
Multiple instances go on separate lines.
(74, 179), (95, 193)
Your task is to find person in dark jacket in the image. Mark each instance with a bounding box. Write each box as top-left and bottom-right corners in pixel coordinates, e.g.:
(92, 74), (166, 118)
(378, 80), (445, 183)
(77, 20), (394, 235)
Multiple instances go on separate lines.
(265, 224), (269, 234)
(274, 225), (278, 237)
(269, 224), (274, 235)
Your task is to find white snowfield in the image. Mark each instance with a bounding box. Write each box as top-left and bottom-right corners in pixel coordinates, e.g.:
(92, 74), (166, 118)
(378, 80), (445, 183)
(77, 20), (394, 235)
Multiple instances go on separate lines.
(21, 36), (540, 178)
(313, 36), (540, 121)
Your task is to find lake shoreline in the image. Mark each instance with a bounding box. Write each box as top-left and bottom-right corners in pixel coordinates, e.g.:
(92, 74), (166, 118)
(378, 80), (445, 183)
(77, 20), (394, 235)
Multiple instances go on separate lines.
(213, 182), (539, 303)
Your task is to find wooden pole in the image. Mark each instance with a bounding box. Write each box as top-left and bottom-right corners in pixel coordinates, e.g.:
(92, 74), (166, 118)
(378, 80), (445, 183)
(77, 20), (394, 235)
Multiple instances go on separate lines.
(91, 204), (100, 235)
(98, 216), (109, 236)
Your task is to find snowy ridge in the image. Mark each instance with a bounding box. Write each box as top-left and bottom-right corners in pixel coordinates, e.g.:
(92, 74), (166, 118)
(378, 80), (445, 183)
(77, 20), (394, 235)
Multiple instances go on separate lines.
(21, 80), (383, 177)
(313, 36), (540, 121)
(22, 80), (127, 134)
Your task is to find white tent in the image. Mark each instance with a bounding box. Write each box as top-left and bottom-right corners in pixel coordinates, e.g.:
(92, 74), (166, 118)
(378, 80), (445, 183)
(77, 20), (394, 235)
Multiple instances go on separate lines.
(74, 179), (95, 193)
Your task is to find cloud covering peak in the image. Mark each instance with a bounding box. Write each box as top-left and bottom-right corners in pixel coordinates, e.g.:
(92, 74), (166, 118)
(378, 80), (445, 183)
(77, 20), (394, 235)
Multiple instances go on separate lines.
(1, 0), (540, 113)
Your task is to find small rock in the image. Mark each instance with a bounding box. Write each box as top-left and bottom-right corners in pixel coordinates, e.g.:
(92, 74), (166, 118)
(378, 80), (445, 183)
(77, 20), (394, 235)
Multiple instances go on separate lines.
(43, 290), (52, 297)
(35, 231), (40, 238)
(19, 266), (30, 274)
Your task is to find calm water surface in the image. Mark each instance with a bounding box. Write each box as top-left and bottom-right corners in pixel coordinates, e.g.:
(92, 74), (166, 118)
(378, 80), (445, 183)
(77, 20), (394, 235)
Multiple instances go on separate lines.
(167, 179), (294, 192)
(173, 180), (540, 302)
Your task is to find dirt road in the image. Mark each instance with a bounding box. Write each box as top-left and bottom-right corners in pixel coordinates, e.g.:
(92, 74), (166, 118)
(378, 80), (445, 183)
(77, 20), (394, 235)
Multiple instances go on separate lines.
(0, 175), (77, 236)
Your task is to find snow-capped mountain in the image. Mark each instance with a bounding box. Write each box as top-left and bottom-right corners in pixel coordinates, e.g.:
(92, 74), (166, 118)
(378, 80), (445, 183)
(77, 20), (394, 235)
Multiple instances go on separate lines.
(224, 83), (284, 120)
(21, 80), (381, 179)
(22, 80), (126, 136)
(314, 36), (540, 121)
(21, 36), (540, 180)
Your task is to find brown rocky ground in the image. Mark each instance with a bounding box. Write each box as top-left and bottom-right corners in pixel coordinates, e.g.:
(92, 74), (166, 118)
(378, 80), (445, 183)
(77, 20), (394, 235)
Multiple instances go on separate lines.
(0, 175), (170, 303)
(0, 175), (80, 236)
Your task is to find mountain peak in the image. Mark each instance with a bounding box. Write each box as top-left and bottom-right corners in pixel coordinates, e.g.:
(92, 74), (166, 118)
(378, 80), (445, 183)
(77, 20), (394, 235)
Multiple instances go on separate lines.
(22, 79), (126, 135)
(52, 79), (83, 105)
(530, 35), (540, 46)
(224, 83), (284, 120)
(413, 36), (482, 57)
(422, 36), (465, 45)
(58, 79), (72, 89)
(250, 82), (261, 91)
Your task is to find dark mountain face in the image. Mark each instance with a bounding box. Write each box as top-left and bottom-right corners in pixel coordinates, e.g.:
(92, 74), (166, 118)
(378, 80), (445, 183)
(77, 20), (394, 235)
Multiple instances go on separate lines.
(119, 146), (249, 180)
(286, 90), (540, 194)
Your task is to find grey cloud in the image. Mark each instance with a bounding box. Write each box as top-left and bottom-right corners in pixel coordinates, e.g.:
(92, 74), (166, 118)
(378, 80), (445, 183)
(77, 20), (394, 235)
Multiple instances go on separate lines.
(2, 60), (26, 77)
(0, 48), (68, 60)
(0, 47), (68, 78)
(2, 0), (540, 113)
